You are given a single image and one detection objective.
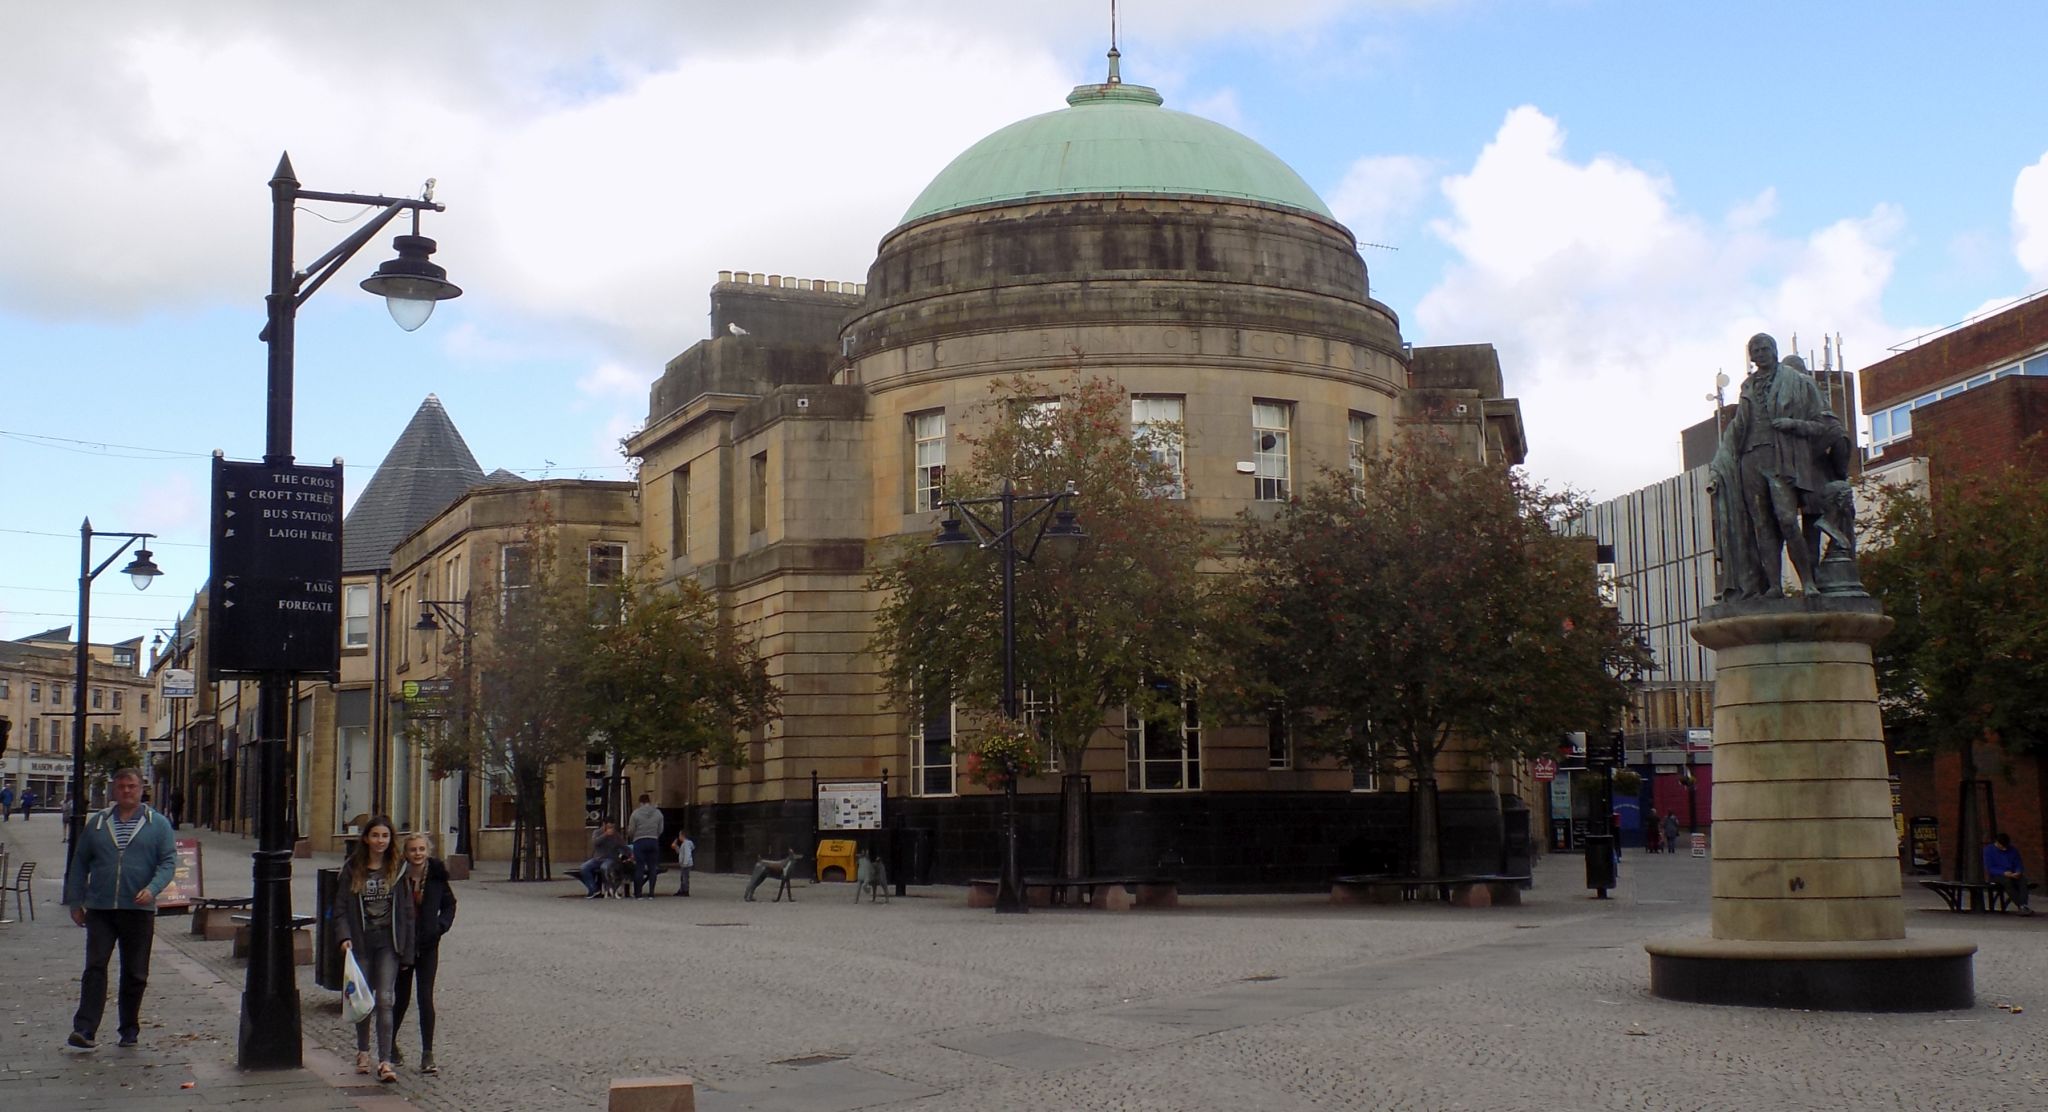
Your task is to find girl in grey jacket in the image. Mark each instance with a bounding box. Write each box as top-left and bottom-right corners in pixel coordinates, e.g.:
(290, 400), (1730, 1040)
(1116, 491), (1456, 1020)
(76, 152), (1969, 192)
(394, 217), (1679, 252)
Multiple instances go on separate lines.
(328, 816), (415, 1083)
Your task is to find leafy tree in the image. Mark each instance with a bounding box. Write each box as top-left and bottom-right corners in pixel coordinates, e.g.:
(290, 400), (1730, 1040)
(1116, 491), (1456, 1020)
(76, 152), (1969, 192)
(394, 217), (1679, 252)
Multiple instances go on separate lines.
(86, 723), (146, 782)
(423, 512), (778, 881)
(583, 572), (779, 798)
(871, 374), (1211, 880)
(1862, 453), (2048, 878)
(1217, 437), (1643, 877)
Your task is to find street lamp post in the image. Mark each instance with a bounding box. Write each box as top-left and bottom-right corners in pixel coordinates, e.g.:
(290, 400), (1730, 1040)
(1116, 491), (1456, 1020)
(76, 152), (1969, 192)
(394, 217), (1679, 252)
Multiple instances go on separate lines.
(412, 596), (474, 860)
(240, 153), (460, 1070)
(65, 521), (162, 889)
(931, 479), (1087, 913)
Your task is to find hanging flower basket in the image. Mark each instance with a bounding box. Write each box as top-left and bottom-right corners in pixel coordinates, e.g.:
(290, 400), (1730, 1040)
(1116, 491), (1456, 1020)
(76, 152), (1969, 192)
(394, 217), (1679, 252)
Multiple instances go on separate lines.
(963, 722), (1042, 791)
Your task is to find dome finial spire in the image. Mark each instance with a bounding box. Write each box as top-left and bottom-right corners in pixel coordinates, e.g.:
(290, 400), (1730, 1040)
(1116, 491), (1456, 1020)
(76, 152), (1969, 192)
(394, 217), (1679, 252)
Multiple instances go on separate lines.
(1106, 0), (1121, 85)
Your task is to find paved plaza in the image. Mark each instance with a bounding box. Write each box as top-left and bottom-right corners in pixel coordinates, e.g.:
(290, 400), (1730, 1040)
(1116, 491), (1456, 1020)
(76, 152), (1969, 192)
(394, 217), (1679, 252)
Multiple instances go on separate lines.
(3, 815), (2044, 1111)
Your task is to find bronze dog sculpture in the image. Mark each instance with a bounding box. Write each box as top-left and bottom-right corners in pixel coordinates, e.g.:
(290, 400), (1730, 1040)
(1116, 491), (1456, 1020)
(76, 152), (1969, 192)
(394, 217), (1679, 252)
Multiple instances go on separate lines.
(743, 850), (803, 902)
(854, 849), (890, 904)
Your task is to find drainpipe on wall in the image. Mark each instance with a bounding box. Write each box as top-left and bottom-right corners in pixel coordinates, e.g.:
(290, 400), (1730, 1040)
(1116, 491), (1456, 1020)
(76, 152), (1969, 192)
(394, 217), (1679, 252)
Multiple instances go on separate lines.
(370, 570), (388, 817)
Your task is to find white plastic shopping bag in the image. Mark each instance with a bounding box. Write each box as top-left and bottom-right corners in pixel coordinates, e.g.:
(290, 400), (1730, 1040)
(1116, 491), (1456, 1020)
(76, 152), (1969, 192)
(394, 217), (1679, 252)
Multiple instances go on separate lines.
(341, 949), (375, 1025)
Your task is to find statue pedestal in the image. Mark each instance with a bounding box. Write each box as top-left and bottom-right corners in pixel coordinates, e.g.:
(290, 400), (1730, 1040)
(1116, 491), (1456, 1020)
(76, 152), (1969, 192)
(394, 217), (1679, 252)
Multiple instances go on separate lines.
(1645, 598), (1974, 1011)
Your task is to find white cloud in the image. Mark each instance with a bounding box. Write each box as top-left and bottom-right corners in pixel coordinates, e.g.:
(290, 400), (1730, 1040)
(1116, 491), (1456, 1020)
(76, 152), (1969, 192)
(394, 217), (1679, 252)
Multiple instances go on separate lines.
(119, 472), (205, 541)
(577, 362), (649, 401)
(1327, 154), (1433, 246)
(2013, 150), (2048, 284)
(1414, 107), (1905, 499)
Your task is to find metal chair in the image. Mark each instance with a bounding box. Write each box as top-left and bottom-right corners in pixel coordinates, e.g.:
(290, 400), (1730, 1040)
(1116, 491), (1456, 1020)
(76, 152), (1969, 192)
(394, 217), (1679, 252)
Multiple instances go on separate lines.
(6, 861), (34, 921)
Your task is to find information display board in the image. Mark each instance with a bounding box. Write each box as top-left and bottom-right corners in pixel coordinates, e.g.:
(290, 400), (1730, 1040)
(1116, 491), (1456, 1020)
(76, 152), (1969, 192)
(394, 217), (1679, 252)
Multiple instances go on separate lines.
(817, 781), (884, 831)
(208, 458), (344, 676)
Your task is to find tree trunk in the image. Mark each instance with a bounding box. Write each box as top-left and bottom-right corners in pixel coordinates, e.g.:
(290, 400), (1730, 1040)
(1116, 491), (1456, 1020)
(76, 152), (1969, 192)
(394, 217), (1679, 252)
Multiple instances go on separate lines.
(1411, 774), (1443, 878)
(511, 760), (551, 881)
(1056, 773), (1091, 882)
(1954, 741), (1985, 884)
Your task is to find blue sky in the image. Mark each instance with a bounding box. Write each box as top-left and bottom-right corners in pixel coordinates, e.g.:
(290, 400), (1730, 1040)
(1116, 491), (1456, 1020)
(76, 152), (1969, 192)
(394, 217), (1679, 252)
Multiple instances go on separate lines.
(4, 1), (2046, 648)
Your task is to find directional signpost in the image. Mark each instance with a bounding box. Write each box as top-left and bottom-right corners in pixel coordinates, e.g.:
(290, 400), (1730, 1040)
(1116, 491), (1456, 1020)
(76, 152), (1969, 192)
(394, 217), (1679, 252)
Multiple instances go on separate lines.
(208, 458), (343, 677)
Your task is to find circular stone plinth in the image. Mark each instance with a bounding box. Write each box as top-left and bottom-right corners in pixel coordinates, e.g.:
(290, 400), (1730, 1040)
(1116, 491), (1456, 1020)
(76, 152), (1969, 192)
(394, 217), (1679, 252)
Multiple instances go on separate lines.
(1645, 937), (1976, 1011)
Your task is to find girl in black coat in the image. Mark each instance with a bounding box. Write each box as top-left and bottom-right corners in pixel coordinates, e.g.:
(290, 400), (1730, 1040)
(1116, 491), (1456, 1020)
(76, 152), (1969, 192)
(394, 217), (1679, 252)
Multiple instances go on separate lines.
(392, 832), (457, 1074)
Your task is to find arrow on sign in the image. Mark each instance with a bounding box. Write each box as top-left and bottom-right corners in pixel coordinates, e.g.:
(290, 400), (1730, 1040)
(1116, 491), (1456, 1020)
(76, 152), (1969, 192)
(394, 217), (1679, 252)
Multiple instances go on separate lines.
(224, 509), (235, 518)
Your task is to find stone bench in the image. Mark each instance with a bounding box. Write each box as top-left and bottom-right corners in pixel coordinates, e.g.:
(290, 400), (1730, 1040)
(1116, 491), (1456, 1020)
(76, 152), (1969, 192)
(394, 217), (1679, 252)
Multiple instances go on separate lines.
(1330, 874), (1527, 908)
(966, 876), (1179, 910)
(609, 1075), (695, 1112)
(229, 913), (317, 964)
(192, 897), (254, 939)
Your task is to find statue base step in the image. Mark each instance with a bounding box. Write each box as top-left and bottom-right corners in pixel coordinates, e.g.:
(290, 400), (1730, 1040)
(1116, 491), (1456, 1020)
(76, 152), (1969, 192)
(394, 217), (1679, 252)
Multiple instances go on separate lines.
(1645, 936), (1975, 1012)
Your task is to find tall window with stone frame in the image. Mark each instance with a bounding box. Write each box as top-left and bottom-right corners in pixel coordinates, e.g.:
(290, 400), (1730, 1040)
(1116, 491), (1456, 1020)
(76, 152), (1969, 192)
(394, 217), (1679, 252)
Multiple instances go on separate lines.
(912, 684), (956, 796)
(588, 541), (627, 624)
(749, 451), (768, 535)
(671, 466), (690, 560)
(344, 584), (371, 649)
(1347, 412), (1376, 493)
(911, 411), (946, 512)
(27, 718), (39, 752)
(1350, 736), (1380, 791)
(499, 543), (532, 617)
(1126, 680), (1201, 791)
(1021, 687), (1059, 773)
(1252, 401), (1293, 502)
(1131, 395), (1186, 498)
(1267, 704), (1291, 769)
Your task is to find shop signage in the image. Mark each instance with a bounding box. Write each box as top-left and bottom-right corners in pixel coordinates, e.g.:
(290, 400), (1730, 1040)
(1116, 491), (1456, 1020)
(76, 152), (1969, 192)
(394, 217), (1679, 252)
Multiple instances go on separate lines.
(208, 458), (344, 676)
(1531, 758), (1557, 783)
(163, 669), (196, 699)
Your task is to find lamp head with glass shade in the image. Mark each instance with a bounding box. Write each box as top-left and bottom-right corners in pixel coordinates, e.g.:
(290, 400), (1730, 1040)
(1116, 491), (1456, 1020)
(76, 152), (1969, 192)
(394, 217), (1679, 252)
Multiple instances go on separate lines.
(360, 234), (462, 331)
(1041, 507), (1089, 564)
(122, 548), (163, 591)
(413, 603), (442, 634)
(931, 517), (977, 564)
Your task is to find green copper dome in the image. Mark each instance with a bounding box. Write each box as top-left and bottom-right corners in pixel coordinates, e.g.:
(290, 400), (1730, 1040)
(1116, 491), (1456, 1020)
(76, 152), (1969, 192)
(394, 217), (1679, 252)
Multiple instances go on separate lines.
(899, 80), (1335, 226)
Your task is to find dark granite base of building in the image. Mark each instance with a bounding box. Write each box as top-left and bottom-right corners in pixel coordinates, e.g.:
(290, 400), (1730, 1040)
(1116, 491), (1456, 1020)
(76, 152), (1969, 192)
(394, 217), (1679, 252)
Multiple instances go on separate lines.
(697, 789), (1532, 891)
(1646, 938), (1977, 1012)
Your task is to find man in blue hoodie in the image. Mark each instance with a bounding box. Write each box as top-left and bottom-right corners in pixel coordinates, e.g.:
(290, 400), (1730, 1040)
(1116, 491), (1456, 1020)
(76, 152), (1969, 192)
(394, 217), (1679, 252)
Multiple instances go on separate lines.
(60, 767), (176, 1051)
(1984, 832), (2034, 916)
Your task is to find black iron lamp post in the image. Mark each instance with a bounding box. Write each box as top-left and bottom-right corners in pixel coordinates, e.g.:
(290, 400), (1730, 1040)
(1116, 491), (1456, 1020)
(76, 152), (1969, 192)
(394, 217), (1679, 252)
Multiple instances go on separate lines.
(931, 479), (1088, 913)
(412, 596), (474, 859)
(239, 153), (459, 1070)
(64, 522), (162, 886)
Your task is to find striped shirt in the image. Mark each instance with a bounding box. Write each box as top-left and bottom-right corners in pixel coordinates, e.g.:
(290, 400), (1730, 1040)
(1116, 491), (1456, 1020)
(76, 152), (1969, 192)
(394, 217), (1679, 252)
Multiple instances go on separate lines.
(110, 809), (145, 849)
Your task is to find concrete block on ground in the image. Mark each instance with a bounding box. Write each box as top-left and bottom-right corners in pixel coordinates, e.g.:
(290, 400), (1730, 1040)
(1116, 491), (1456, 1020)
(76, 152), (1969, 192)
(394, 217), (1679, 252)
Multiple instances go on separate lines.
(609, 1076), (695, 1112)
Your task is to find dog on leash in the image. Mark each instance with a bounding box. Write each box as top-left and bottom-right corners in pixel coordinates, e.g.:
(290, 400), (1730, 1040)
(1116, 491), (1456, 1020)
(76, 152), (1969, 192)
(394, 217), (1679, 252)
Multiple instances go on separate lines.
(854, 849), (890, 904)
(743, 850), (803, 902)
(599, 847), (636, 899)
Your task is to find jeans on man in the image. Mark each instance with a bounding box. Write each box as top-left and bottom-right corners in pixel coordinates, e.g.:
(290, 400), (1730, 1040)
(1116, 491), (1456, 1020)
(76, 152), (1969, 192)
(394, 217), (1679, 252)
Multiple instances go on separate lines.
(576, 857), (608, 895)
(631, 838), (659, 898)
(1992, 874), (2033, 911)
(74, 909), (155, 1042)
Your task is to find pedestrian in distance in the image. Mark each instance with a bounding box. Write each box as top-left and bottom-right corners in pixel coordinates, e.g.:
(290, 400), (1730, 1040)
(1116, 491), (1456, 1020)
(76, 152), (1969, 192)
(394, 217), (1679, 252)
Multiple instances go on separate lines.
(1663, 811), (1681, 854)
(20, 786), (37, 819)
(1984, 831), (2034, 916)
(1645, 809), (1662, 854)
(577, 821), (627, 898)
(329, 815), (416, 1083)
(168, 789), (184, 830)
(672, 828), (694, 897)
(391, 832), (456, 1074)
(625, 794), (664, 899)
(0, 783), (13, 821)
(60, 767), (176, 1052)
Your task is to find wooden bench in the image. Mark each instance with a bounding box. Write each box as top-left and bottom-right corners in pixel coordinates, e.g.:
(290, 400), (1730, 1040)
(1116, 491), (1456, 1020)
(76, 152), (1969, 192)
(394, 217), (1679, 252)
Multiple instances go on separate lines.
(1920, 878), (2038, 913)
(966, 875), (1179, 910)
(229, 913), (317, 964)
(1331, 874), (1528, 908)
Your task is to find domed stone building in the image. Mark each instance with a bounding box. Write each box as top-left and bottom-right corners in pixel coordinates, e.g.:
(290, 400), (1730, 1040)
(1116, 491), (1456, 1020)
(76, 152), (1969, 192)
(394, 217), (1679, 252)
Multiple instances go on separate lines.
(627, 56), (1529, 886)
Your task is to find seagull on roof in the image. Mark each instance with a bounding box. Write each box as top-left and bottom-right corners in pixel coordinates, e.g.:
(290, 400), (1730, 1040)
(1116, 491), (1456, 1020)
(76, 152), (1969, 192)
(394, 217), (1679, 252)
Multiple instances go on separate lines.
(728, 322), (749, 336)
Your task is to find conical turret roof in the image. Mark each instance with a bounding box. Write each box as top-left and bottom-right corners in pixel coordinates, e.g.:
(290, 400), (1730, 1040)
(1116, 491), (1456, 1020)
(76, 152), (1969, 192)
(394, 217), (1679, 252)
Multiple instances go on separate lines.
(341, 394), (485, 573)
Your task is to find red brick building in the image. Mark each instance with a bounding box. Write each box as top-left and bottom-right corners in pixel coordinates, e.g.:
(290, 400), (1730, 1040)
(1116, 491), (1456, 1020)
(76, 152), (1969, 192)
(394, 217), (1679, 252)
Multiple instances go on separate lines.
(1860, 292), (2048, 880)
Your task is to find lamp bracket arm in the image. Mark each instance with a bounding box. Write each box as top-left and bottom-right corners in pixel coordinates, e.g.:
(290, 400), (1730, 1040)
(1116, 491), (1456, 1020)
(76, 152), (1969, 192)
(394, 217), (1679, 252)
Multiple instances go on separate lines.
(86, 534), (147, 582)
(291, 201), (413, 307)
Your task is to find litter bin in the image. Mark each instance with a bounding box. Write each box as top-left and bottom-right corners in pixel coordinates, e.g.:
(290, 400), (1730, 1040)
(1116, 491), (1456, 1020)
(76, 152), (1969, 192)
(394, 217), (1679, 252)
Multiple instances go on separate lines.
(314, 867), (341, 991)
(815, 838), (857, 882)
(1583, 835), (1616, 894)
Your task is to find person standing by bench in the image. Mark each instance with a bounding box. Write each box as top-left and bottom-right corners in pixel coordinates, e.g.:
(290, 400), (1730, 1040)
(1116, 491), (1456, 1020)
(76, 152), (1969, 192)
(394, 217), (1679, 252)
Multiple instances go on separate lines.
(1984, 832), (2034, 916)
(626, 794), (664, 900)
(60, 767), (175, 1052)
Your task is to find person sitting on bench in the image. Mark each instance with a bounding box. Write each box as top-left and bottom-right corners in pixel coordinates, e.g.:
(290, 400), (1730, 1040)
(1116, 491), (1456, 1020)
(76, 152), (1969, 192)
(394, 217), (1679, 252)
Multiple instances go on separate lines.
(576, 822), (627, 898)
(1984, 832), (2034, 916)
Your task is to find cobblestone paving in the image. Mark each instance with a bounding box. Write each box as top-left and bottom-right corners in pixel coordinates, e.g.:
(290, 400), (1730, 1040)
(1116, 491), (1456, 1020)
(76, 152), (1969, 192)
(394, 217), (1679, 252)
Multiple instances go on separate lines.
(61, 823), (2048, 1110)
